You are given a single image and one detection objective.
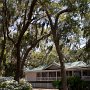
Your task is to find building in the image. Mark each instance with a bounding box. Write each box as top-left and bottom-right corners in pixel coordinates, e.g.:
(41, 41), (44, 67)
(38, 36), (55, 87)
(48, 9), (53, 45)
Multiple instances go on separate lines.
(24, 61), (90, 88)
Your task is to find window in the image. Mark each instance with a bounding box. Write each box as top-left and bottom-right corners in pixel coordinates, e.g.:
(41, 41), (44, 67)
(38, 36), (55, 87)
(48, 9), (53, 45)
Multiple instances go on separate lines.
(74, 71), (81, 76)
(83, 70), (90, 76)
(37, 72), (41, 77)
(66, 71), (72, 76)
(49, 72), (56, 77)
(42, 72), (48, 77)
(57, 71), (61, 77)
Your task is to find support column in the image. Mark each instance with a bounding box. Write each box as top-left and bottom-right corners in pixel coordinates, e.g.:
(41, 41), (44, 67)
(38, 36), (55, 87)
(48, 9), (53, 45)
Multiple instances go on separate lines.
(81, 70), (83, 79)
(40, 72), (42, 81)
(47, 72), (49, 81)
(56, 71), (57, 80)
(72, 71), (74, 76)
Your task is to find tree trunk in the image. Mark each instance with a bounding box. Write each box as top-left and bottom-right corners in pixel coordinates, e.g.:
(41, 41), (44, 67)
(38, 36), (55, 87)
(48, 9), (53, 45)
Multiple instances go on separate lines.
(0, 1), (6, 74)
(14, 45), (21, 82)
(53, 37), (68, 90)
(0, 23), (6, 76)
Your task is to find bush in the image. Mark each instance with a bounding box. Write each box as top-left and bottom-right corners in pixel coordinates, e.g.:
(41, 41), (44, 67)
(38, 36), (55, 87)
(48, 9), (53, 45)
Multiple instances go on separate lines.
(52, 76), (90, 90)
(67, 76), (82, 90)
(0, 77), (32, 90)
(52, 80), (61, 90)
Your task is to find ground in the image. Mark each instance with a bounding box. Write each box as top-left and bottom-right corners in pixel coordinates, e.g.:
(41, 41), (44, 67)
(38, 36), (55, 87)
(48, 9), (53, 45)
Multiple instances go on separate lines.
(33, 89), (58, 90)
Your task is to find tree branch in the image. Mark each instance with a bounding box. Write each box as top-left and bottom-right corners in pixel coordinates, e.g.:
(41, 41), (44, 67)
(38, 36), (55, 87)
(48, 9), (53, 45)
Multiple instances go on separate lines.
(54, 8), (73, 27)
(3, 0), (15, 45)
(45, 9), (53, 27)
(21, 32), (51, 69)
(38, 0), (53, 29)
(23, 0), (29, 27)
(17, 0), (37, 45)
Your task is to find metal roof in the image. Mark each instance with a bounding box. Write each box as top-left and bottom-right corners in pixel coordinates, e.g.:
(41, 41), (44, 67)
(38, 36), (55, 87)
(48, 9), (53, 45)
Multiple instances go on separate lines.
(24, 61), (89, 72)
(66, 61), (87, 69)
(25, 65), (46, 72)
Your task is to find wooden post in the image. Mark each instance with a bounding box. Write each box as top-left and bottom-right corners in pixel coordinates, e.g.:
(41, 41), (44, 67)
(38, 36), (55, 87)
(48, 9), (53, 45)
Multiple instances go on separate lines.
(72, 71), (74, 76)
(81, 69), (83, 80)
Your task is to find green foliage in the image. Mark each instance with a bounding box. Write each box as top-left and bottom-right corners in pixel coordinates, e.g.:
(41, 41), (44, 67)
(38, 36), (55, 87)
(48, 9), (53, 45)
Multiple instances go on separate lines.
(4, 63), (15, 77)
(52, 80), (61, 89)
(0, 0), (90, 83)
(26, 47), (59, 67)
(52, 76), (90, 90)
(67, 76), (82, 89)
(67, 76), (90, 90)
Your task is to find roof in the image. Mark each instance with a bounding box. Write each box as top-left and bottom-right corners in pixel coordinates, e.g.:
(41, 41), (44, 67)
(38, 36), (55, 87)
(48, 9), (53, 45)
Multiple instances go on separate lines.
(44, 61), (60, 70)
(25, 65), (46, 72)
(66, 61), (87, 69)
(24, 61), (89, 72)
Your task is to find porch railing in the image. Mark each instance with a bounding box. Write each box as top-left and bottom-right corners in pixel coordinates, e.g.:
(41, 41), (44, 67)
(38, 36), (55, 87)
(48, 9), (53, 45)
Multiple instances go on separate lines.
(81, 76), (90, 81)
(26, 76), (90, 81)
(36, 77), (61, 81)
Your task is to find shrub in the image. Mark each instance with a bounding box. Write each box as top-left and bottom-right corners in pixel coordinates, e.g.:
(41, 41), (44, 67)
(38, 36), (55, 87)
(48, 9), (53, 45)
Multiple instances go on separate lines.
(52, 76), (90, 90)
(52, 80), (61, 89)
(0, 77), (32, 90)
(67, 76), (82, 90)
